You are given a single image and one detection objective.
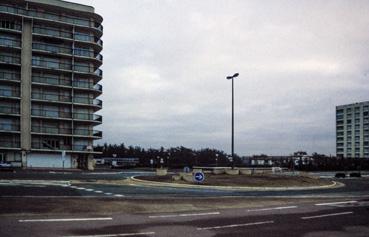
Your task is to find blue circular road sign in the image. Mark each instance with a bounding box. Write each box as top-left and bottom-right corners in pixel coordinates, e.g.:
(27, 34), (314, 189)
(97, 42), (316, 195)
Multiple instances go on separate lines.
(193, 171), (205, 183)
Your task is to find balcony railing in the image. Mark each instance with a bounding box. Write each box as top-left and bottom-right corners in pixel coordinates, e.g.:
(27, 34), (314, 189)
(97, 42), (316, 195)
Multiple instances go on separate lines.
(0, 22), (22, 31)
(33, 42), (72, 55)
(32, 59), (72, 70)
(31, 142), (71, 151)
(31, 92), (72, 102)
(0, 71), (20, 81)
(31, 109), (72, 119)
(0, 54), (21, 65)
(73, 81), (102, 92)
(33, 26), (73, 39)
(0, 37), (21, 48)
(0, 123), (19, 131)
(0, 89), (20, 97)
(73, 97), (102, 107)
(0, 140), (20, 148)
(32, 75), (72, 87)
(31, 125), (72, 135)
(74, 129), (102, 138)
(73, 113), (102, 122)
(0, 4), (102, 31)
(94, 69), (102, 77)
(73, 144), (93, 151)
(0, 105), (19, 114)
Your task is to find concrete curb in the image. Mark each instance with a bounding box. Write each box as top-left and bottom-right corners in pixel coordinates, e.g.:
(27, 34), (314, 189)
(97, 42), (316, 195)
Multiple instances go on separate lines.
(130, 176), (344, 191)
(0, 180), (71, 186)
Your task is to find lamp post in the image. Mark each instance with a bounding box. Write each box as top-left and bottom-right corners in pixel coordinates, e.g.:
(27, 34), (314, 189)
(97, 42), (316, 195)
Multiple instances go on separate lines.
(226, 72), (239, 169)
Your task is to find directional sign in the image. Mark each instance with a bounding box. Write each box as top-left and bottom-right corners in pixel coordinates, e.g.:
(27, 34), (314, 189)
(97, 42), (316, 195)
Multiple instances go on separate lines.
(193, 171), (205, 183)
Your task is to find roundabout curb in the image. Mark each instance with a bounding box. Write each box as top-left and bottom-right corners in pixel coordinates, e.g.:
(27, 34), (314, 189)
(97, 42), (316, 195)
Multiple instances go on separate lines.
(130, 176), (344, 191)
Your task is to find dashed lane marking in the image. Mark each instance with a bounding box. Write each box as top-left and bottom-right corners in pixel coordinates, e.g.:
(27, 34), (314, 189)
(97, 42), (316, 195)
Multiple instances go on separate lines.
(94, 190), (103, 193)
(301, 211), (353, 220)
(247, 206), (298, 212)
(197, 220), (274, 230)
(315, 201), (357, 206)
(63, 232), (155, 237)
(19, 217), (113, 223)
(114, 194), (124, 197)
(149, 211), (220, 218)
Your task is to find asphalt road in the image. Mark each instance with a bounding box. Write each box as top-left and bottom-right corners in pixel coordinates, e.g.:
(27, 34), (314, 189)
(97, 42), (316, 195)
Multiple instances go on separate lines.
(1, 199), (369, 237)
(1, 170), (368, 198)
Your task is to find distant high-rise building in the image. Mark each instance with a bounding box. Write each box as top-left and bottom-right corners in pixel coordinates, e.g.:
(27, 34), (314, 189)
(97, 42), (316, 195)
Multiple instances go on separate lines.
(336, 101), (369, 158)
(0, 0), (103, 169)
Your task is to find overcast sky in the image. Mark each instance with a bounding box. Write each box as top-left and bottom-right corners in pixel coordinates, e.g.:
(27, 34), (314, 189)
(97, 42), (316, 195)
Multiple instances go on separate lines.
(73, 0), (369, 156)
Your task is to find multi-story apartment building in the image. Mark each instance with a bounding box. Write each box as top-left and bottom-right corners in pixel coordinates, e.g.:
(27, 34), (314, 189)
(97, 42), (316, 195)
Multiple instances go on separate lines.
(0, 0), (103, 169)
(336, 101), (369, 158)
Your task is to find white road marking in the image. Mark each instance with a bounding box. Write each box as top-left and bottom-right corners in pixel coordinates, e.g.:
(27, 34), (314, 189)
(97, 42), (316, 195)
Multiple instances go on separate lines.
(94, 190), (103, 193)
(301, 211), (353, 220)
(149, 212), (220, 219)
(19, 217), (113, 223)
(85, 189), (94, 192)
(63, 232), (155, 237)
(247, 206), (298, 212)
(197, 220), (274, 230)
(114, 194), (124, 197)
(315, 201), (357, 206)
(104, 193), (112, 195)
(76, 187), (86, 190)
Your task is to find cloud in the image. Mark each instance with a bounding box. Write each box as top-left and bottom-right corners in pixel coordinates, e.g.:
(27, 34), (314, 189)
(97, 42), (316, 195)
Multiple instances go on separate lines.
(74, 0), (369, 155)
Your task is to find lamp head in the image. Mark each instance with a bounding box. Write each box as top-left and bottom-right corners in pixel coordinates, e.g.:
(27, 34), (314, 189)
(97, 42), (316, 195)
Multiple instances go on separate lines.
(226, 76), (233, 80)
(233, 73), (239, 78)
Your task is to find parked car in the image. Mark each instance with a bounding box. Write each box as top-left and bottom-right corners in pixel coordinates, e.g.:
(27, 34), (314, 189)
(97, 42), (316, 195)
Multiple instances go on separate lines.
(349, 172), (361, 178)
(335, 172), (346, 178)
(0, 163), (14, 172)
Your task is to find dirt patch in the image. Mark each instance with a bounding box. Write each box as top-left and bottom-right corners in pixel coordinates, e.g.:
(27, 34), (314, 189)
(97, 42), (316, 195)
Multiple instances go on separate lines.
(137, 174), (332, 187)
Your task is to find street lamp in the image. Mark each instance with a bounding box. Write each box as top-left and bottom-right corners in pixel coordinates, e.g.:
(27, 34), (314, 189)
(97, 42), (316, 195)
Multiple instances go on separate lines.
(226, 72), (239, 169)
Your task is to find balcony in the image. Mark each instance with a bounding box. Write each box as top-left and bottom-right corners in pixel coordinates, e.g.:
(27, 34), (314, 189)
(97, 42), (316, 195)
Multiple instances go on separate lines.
(0, 140), (20, 148)
(0, 4), (102, 31)
(33, 42), (72, 55)
(0, 71), (20, 82)
(31, 141), (71, 151)
(31, 125), (72, 135)
(0, 123), (19, 132)
(94, 69), (102, 77)
(0, 54), (21, 65)
(0, 22), (22, 32)
(0, 88), (20, 98)
(33, 26), (73, 39)
(0, 37), (21, 48)
(74, 129), (102, 138)
(32, 58), (72, 71)
(73, 97), (102, 107)
(73, 81), (102, 93)
(73, 144), (94, 151)
(32, 75), (72, 87)
(73, 113), (102, 123)
(0, 105), (19, 114)
(32, 92), (72, 103)
(31, 109), (72, 119)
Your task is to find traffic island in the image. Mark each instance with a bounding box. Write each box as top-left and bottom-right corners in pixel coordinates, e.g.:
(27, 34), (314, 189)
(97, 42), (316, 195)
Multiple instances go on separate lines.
(132, 173), (341, 191)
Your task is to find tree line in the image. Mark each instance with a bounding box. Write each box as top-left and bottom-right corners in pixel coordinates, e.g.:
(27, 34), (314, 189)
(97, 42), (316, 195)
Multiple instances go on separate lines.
(94, 143), (242, 168)
(94, 143), (369, 170)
